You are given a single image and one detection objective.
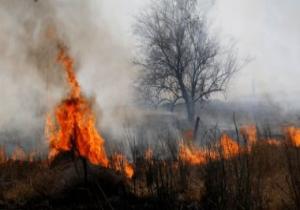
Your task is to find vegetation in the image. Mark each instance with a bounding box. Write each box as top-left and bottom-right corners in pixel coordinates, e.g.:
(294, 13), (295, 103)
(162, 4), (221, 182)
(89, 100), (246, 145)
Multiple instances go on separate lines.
(135, 0), (239, 123)
(1, 125), (300, 210)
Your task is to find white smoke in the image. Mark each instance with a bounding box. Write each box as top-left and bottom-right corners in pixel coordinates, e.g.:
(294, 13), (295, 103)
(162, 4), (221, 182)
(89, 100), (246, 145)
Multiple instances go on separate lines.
(0, 0), (138, 147)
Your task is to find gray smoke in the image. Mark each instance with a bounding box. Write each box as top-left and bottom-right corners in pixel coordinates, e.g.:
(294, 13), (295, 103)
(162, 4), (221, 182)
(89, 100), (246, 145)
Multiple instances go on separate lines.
(0, 0), (137, 149)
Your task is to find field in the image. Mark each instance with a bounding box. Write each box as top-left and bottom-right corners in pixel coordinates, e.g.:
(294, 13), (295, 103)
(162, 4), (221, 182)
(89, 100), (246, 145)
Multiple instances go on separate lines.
(1, 125), (300, 210)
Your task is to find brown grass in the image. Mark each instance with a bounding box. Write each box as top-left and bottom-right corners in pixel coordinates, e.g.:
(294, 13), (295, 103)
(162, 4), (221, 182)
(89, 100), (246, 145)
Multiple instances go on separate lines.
(1, 137), (300, 209)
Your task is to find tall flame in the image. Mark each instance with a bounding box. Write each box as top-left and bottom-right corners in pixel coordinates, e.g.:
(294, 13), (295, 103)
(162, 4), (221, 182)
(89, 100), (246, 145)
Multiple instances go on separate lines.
(219, 134), (240, 158)
(285, 126), (300, 147)
(46, 47), (109, 167)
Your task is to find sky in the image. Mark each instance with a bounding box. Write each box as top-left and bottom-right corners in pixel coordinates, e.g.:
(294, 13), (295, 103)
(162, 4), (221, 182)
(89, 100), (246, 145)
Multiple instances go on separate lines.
(97, 0), (300, 106)
(211, 0), (300, 105)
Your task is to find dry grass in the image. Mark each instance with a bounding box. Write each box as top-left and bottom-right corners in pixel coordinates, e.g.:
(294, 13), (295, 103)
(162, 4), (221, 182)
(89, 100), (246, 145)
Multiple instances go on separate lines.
(1, 136), (300, 209)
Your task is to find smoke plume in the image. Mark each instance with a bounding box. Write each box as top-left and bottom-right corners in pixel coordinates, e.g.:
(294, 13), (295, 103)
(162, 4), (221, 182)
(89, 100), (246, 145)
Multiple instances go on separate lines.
(0, 0), (136, 148)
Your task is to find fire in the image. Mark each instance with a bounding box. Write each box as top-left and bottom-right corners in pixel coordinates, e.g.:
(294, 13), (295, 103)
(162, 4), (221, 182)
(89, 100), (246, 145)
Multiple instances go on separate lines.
(41, 47), (300, 178)
(178, 142), (206, 165)
(46, 47), (108, 167)
(240, 125), (257, 145)
(219, 134), (240, 158)
(45, 46), (135, 178)
(124, 163), (134, 179)
(179, 133), (240, 165)
(265, 138), (281, 146)
(111, 153), (134, 178)
(285, 126), (300, 147)
(57, 48), (80, 99)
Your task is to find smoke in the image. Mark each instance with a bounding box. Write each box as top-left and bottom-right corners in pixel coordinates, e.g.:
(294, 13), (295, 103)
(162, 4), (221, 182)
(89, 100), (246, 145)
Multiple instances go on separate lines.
(0, 0), (137, 147)
(4, 0), (296, 153)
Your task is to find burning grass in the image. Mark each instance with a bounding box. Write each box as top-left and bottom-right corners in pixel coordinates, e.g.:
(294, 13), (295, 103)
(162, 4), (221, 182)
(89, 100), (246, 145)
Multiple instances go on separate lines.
(46, 47), (133, 179)
(1, 125), (300, 209)
(1, 47), (300, 209)
(46, 47), (109, 167)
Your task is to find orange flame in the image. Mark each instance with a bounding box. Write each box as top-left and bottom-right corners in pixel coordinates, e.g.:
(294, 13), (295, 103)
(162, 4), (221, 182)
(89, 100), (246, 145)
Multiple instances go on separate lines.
(111, 153), (134, 178)
(57, 48), (80, 99)
(178, 143), (206, 165)
(179, 133), (241, 165)
(219, 134), (240, 158)
(46, 47), (108, 167)
(265, 138), (281, 146)
(285, 126), (300, 147)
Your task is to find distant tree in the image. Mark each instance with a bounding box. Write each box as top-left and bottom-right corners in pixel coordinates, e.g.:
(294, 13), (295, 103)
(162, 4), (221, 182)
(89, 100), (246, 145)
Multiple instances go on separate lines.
(135, 0), (240, 123)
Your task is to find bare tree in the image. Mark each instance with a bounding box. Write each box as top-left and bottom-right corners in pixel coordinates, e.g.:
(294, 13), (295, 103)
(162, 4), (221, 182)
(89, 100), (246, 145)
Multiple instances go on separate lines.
(135, 0), (239, 123)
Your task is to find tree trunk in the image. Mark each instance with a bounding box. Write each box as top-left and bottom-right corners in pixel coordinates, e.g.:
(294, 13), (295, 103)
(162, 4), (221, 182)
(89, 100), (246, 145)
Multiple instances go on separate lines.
(178, 76), (195, 123)
(185, 100), (195, 124)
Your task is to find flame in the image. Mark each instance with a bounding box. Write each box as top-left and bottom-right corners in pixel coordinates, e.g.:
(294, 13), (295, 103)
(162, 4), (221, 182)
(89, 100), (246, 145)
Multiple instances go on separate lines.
(265, 138), (281, 146)
(285, 126), (300, 147)
(219, 134), (240, 158)
(111, 153), (134, 178)
(124, 163), (134, 179)
(57, 48), (80, 98)
(41, 50), (300, 179)
(178, 143), (206, 165)
(240, 125), (257, 145)
(46, 47), (108, 167)
(179, 134), (240, 165)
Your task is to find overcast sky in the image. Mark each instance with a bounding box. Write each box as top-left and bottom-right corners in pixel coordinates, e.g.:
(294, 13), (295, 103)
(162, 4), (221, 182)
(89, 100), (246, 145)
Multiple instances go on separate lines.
(98, 0), (300, 106)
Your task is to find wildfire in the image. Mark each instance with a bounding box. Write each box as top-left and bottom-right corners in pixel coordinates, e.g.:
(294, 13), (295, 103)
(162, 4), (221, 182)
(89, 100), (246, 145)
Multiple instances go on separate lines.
(178, 142), (206, 165)
(45, 47), (135, 178)
(178, 125), (292, 166)
(284, 126), (300, 147)
(46, 47), (109, 167)
(30, 47), (300, 178)
(265, 138), (281, 146)
(179, 133), (241, 165)
(219, 134), (240, 158)
(111, 153), (134, 178)
(57, 48), (81, 99)
(240, 125), (257, 145)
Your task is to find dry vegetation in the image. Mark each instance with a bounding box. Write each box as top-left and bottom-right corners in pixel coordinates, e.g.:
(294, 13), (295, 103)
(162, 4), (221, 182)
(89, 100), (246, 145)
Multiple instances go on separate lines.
(1, 125), (300, 210)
